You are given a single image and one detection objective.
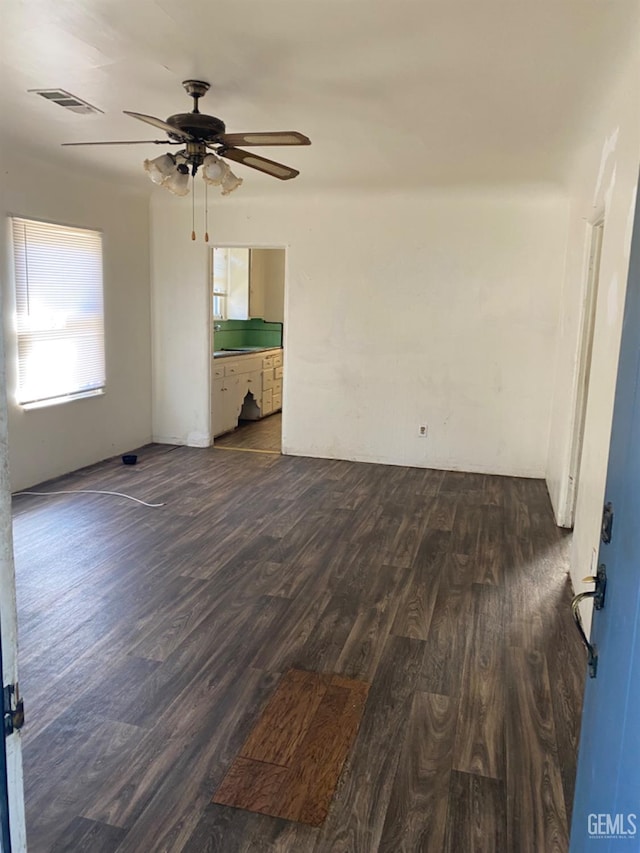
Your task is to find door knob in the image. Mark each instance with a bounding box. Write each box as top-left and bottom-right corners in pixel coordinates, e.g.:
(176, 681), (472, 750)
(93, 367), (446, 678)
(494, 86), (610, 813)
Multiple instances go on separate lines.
(572, 591), (599, 678)
(571, 564), (607, 678)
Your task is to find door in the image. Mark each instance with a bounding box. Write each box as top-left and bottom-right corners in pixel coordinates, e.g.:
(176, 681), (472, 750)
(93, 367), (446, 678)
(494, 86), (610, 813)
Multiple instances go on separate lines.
(212, 376), (227, 437)
(1, 616), (12, 853)
(570, 187), (640, 850)
(212, 375), (243, 437)
(0, 335), (26, 850)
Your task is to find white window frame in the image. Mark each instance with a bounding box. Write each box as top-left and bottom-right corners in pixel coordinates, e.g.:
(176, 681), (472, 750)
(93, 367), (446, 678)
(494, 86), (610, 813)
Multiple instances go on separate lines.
(10, 216), (105, 409)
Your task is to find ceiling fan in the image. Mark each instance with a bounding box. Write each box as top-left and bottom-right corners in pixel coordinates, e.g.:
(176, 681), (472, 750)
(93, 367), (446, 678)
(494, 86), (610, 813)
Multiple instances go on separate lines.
(62, 80), (311, 192)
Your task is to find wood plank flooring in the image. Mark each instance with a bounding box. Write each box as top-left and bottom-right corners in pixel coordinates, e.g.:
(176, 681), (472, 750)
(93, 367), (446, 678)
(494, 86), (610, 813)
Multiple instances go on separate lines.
(11, 445), (585, 852)
(215, 413), (282, 453)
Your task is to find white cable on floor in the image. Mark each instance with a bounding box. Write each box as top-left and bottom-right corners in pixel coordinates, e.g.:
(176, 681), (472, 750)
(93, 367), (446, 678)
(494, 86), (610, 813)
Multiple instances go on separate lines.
(13, 489), (165, 508)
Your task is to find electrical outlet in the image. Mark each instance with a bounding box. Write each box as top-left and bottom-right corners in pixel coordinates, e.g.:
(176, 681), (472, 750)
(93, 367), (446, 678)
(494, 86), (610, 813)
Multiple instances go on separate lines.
(418, 424), (428, 437)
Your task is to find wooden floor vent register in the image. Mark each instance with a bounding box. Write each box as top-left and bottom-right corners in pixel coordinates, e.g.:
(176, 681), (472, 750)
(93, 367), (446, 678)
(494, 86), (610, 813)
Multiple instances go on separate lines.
(212, 668), (370, 826)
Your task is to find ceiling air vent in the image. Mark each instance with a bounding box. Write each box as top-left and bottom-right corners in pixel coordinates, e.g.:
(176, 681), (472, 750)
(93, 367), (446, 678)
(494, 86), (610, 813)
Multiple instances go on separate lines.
(28, 89), (103, 116)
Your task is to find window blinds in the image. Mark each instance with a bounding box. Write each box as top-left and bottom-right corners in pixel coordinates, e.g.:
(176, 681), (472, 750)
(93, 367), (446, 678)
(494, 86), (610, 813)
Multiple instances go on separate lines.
(11, 217), (105, 406)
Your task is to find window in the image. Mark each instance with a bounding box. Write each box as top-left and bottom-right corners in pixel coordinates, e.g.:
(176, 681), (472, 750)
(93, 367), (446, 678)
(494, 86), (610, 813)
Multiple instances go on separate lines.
(211, 246), (254, 321)
(11, 217), (105, 407)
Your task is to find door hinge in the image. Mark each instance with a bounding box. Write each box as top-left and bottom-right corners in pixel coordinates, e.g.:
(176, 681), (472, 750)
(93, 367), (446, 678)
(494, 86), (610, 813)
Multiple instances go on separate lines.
(3, 683), (25, 736)
(601, 501), (614, 544)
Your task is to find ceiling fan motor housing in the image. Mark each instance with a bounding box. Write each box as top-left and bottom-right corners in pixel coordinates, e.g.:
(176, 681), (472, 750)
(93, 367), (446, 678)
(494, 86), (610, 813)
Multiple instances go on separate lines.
(165, 112), (226, 142)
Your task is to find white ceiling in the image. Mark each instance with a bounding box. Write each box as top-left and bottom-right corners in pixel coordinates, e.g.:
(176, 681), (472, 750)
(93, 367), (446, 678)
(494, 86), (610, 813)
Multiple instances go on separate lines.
(1, 0), (637, 196)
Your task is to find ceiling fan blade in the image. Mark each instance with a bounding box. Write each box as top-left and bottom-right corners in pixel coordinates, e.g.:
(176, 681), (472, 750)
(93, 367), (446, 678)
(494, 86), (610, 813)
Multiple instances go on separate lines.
(123, 111), (194, 141)
(219, 147), (300, 180)
(218, 131), (310, 147)
(61, 140), (178, 146)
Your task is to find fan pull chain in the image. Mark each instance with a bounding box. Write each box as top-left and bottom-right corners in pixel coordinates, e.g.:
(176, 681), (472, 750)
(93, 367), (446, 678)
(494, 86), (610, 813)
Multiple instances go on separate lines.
(191, 174), (196, 241)
(204, 182), (209, 242)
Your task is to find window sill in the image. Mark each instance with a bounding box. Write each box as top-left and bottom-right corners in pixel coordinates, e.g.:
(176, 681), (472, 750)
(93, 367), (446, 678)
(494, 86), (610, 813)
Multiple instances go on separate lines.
(20, 389), (105, 411)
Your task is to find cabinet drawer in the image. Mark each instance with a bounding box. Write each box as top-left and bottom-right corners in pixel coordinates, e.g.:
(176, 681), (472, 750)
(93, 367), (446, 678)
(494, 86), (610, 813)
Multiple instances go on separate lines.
(272, 393), (282, 411)
(272, 352), (283, 368)
(261, 388), (273, 415)
(213, 365), (225, 379)
(262, 368), (275, 390)
(236, 355), (262, 375)
(223, 356), (261, 376)
(262, 355), (274, 369)
(274, 365), (283, 380)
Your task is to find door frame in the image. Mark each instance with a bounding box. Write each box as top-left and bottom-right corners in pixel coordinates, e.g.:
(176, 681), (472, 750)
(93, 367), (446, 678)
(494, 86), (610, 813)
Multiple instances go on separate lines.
(562, 215), (605, 527)
(0, 275), (27, 851)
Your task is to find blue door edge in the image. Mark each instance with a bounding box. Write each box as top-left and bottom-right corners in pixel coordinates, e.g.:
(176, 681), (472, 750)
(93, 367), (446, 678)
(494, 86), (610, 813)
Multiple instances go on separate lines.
(0, 620), (12, 853)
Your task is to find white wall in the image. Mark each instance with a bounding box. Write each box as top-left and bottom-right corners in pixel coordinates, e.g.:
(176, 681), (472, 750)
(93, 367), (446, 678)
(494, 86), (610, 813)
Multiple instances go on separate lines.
(0, 151), (152, 491)
(150, 202), (211, 447)
(152, 187), (567, 477)
(546, 37), (640, 605)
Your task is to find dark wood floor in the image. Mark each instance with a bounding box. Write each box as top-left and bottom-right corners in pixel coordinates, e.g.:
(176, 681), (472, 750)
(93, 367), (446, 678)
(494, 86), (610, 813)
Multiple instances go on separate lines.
(11, 445), (585, 852)
(215, 413), (282, 453)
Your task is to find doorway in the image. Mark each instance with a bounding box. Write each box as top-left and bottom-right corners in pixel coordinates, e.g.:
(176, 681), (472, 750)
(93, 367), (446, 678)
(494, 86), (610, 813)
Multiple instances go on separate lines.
(210, 246), (286, 454)
(566, 219), (604, 526)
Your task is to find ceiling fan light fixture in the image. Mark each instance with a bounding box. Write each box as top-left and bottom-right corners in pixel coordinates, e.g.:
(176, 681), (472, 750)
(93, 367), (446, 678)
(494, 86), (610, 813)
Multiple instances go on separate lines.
(220, 163), (243, 195)
(164, 165), (190, 196)
(143, 153), (177, 185)
(202, 153), (224, 185)
(220, 171), (243, 196)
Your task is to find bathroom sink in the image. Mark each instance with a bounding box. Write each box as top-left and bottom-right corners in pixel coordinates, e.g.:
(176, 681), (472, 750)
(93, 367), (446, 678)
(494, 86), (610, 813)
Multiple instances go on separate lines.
(221, 347), (270, 352)
(213, 350), (244, 358)
(214, 346), (277, 358)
